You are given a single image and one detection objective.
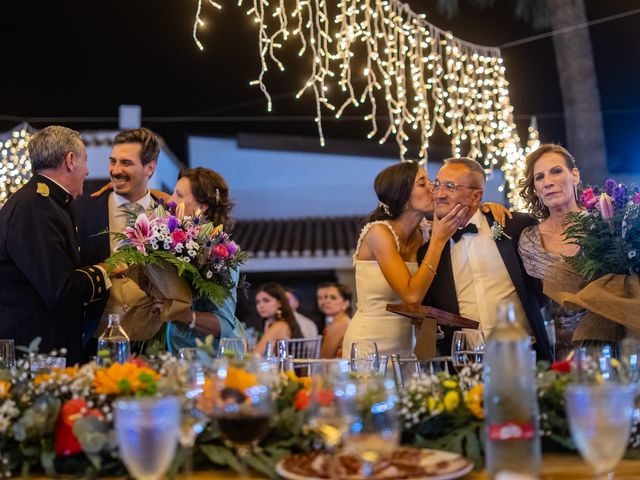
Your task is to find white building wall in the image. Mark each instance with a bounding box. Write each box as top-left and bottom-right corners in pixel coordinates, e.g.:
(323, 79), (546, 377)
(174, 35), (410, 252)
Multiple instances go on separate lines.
(188, 136), (507, 219)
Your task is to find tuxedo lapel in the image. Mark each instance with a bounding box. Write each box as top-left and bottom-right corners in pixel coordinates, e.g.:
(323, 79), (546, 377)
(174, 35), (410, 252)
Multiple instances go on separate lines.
(425, 240), (460, 315)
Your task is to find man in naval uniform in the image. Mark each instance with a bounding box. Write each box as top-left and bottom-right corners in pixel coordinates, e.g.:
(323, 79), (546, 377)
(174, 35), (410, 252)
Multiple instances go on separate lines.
(0, 126), (112, 364)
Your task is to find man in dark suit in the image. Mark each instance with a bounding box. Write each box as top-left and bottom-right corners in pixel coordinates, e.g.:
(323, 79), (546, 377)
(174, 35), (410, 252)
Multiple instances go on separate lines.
(417, 157), (552, 361)
(72, 128), (160, 353)
(0, 126), (111, 364)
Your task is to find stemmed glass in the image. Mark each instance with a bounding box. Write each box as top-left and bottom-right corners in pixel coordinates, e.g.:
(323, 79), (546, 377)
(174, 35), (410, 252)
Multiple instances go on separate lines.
(210, 356), (274, 476)
(350, 341), (380, 377)
(451, 330), (485, 373)
(178, 348), (209, 479)
(0, 340), (15, 369)
(115, 396), (181, 480)
(217, 337), (247, 359)
(307, 361), (352, 477)
(342, 376), (400, 477)
(565, 349), (636, 479)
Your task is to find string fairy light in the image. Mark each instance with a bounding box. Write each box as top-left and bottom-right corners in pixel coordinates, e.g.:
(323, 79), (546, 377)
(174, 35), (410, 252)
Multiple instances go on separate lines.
(0, 123), (33, 208)
(193, 0), (534, 208)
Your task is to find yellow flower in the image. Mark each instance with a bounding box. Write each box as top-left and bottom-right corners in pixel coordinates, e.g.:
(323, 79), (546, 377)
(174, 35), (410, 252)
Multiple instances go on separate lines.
(443, 379), (458, 389)
(286, 370), (311, 390)
(225, 366), (258, 393)
(0, 380), (11, 398)
(93, 362), (159, 395)
(427, 396), (438, 411)
(33, 366), (80, 386)
(444, 390), (460, 412)
(465, 384), (484, 419)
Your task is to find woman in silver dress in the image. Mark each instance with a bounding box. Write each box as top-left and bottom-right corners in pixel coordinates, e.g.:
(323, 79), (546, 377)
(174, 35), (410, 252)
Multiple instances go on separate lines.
(517, 144), (584, 360)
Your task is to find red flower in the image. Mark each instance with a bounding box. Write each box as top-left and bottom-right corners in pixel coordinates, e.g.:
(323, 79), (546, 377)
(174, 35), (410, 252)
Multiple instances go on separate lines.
(128, 356), (148, 368)
(294, 389), (310, 411)
(55, 399), (105, 456)
(550, 360), (571, 373)
(633, 192), (640, 205)
(212, 244), (229, 259)
(170, 229), (188, 246)
(315, 389), (335, 407)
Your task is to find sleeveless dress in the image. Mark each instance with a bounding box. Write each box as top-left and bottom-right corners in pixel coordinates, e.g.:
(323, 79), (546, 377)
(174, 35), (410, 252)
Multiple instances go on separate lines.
(518, 225), (586, 361)
(342, 220), (429, 358)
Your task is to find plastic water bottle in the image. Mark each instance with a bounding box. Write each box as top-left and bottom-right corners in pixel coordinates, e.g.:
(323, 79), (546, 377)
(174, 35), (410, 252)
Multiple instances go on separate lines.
(97, 314), (131, 366)
(483, 303), (541, 478)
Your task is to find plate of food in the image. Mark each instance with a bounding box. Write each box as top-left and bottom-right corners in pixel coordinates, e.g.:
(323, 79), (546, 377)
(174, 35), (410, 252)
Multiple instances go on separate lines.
(276, 447), (474, 480)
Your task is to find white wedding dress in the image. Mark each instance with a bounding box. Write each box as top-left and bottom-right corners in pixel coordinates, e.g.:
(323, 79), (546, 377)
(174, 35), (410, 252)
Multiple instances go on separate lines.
(342, 220), (430, 358)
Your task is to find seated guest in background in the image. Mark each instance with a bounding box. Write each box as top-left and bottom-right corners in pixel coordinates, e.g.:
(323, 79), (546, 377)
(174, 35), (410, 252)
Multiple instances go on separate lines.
(0, 126), (113, 364)
(317, 282), (352, 358)
(417, 157), (552, 361)
(517, 144), (584, 360)
(165, 167), (246, 354)
(253, 283), (303, 354)
(285, 287), (319, 339)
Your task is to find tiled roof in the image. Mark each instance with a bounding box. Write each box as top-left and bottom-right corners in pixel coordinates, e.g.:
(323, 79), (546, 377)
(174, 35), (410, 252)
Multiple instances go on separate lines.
(233, 216), (363, 259)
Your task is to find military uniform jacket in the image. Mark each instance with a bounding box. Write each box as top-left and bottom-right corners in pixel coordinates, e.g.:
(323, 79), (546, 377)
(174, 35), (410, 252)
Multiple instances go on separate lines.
(0, 174), (107, 364)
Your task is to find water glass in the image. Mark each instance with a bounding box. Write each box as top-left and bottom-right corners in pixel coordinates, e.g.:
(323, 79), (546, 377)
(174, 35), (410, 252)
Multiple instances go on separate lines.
(30, 355), (66, 374)
(115, 396), (181, 480)
(308, 363), (352, 446)
(217, 337), (247, 359)
(451, 330), (485, 373)
(565, 384), (635, 478)
(0, 339), (15, 369)
(343, 376), (400, 477)
(350, 341), (380, 375)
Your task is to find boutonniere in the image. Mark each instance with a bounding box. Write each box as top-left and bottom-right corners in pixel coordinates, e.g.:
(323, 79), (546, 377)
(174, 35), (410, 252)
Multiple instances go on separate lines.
(490, 221), (512, 241)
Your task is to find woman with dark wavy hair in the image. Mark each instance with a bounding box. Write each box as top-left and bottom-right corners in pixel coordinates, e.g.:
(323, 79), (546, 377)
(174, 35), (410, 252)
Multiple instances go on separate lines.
(342, 161), (510, 357)
(165, 167), (246, 354)
(253, 282), (303, 354)
(518, 144), (584, 360)
(316, 282), (352, 358)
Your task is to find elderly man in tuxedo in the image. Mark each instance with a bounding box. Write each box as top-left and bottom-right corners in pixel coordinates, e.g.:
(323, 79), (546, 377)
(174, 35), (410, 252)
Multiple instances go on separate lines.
(417, 157), (552, 361)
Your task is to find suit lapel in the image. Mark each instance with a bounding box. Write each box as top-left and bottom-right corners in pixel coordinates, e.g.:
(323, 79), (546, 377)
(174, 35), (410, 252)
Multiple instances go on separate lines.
(484, 212), (529, 307)
(433, 241), (460, 315)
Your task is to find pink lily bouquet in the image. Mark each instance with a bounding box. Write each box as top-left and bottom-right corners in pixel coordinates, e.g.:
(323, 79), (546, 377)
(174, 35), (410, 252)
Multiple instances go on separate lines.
(106, 201), (246, 308)
(564, 179), (640, 281)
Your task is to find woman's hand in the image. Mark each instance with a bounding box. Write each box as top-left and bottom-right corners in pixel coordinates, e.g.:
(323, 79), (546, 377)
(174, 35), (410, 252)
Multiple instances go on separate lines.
(430, 204), (468, 245)
(480, 202), (512, 227)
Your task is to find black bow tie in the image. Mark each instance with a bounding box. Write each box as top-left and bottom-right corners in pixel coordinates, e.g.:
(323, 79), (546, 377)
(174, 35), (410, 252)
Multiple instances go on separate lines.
(452, 223), (479, 242)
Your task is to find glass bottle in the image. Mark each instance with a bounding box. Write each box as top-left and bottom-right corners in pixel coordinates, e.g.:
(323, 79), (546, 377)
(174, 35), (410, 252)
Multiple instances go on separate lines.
(483, 302), (541, 478)
(97, 314), (131, 366)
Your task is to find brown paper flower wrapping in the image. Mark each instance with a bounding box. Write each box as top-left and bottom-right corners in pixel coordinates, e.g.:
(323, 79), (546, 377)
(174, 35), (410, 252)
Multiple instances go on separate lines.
(118, 264), (193, 341)
(543, 260), (640, 343)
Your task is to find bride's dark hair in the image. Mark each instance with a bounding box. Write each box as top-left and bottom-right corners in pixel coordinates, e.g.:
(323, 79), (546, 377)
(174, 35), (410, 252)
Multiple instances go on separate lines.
(362, 161), (419, 225)
(178, 167), (235, 230)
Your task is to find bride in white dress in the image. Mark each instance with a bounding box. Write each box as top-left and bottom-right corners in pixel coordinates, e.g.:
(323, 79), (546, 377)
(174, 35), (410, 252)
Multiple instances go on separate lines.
(342, 162), (466, 357)
(342, 161), (511, 357)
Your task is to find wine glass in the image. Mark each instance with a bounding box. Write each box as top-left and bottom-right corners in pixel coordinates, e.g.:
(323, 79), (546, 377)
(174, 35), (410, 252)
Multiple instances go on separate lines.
(0, 339), (15, 369)
(350, 341), (380, 377)
(115, 396), (181, 480)
(565, 384), (635, 479)
(217, 337), (247, 359)
(210, 356), (274, 476)
(342, 376), (400, 477)
(307, 361), (352, 478)
(178, 348), (209, 478)
(451, 330), (485, 373)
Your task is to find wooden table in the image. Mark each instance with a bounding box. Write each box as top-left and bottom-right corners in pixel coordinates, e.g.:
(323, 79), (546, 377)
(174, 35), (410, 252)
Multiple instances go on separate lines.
(23, 454), (640, 478)
(163, 453), (640, 479)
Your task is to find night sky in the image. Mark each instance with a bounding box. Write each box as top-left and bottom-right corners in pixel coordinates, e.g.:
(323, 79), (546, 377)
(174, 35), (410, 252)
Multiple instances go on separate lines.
(1, 0), (638, 171)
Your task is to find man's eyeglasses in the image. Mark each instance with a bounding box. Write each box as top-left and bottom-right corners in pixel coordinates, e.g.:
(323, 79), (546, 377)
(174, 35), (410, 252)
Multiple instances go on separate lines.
(432, 179), (482, 193)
